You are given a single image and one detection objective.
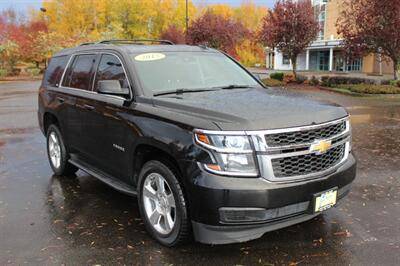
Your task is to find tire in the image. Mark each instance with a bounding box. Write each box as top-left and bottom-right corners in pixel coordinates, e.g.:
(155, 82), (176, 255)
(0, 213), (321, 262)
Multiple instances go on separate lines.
(138, 160), (190, 246)
(46, 124), (78, 176)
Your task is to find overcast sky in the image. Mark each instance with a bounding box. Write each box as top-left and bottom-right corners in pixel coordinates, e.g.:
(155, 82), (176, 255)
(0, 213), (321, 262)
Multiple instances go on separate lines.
(0, 0), (277, 15)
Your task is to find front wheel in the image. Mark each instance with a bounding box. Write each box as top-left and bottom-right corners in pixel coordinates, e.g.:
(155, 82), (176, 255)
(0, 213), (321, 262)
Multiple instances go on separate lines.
(46, 124), (78, 176)
(138, 160), (190, 246)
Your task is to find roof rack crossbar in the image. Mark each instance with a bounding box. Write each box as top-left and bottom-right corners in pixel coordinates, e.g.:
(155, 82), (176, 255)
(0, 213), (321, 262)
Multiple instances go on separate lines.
(97, 39), (175, 45)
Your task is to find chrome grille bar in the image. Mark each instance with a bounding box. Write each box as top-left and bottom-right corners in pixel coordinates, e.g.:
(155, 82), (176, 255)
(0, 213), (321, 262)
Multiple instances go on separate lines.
(247, 116), (351, 182)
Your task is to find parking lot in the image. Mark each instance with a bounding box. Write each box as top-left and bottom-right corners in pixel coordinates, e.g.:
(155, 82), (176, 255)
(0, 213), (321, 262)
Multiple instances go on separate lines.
(0, 81), (399, 265)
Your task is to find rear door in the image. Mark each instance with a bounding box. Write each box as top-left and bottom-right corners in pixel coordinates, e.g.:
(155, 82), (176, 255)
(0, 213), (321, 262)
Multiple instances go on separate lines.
(60, 53), (98, 155)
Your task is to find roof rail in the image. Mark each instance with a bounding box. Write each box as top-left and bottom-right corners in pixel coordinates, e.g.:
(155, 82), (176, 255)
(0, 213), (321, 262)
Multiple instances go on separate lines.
(97, 39), (175, 45)
(79, 42), (97, 46)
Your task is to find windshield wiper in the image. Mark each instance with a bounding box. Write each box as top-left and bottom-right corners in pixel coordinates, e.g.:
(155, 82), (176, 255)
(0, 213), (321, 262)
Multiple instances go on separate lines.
(153, 85), (255, 96)
(215, 84), (255, 90)
(153, 88), (218, 97)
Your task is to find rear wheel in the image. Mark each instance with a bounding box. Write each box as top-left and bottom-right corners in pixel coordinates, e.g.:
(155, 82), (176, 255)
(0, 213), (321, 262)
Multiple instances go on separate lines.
(46, 124), (78, 176)
(138, 160), (190, 246)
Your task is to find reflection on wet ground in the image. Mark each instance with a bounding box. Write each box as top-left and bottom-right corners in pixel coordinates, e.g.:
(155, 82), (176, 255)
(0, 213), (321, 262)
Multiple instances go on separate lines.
(0, 82), (399, 265)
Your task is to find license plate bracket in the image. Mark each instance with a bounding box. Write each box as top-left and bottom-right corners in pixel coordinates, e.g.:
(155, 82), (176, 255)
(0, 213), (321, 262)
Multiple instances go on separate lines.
(313, 187), (338, 213)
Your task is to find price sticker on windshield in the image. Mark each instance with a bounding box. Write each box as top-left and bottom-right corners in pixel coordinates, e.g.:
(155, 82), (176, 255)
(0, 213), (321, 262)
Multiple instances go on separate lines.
(134, 53), (166, 61)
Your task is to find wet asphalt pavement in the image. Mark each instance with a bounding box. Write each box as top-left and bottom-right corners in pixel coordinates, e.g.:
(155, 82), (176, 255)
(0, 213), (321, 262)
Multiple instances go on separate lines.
(0, 81), (399, 265)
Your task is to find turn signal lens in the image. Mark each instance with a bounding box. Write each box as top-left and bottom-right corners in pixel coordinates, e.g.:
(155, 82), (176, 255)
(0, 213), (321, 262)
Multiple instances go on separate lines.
(196, 133), (210, 145)
(205, 164), (221, 171)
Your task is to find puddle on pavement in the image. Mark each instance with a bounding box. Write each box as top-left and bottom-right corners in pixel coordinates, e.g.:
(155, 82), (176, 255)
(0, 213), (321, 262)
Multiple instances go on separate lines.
(0, 127), (36, 135)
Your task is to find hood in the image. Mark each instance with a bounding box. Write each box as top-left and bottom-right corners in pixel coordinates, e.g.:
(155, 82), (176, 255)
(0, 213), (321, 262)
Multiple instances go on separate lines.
(152, 88), (348, 131)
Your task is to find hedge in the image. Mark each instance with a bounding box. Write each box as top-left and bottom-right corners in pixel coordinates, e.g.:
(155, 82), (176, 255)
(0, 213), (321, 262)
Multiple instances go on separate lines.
(320, 76), (376, 87)
(0, 68), (7, 78)
(262, 78), (285, 87)
(337, 84), (400, 94)
(269, 72), (284, 81)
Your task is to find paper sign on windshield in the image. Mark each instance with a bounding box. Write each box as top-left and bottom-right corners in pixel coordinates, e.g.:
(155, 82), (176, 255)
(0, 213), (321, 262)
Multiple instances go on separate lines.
(134, 53), (166, 61)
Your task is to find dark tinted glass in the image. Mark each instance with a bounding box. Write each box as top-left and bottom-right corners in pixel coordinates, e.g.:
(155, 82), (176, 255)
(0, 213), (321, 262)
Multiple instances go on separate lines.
(43, 56), (68, 87)
(94, 54), (129, 91)
(63, 54), (97, 90)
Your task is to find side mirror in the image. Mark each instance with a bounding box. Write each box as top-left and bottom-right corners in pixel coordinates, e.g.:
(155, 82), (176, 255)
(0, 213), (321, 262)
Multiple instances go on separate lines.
(98, 80), (130, 96)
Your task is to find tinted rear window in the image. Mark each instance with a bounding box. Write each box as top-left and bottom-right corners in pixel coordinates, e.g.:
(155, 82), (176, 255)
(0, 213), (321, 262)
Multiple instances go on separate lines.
(43, 56), (68, 87)
(62, 54), (97, 90)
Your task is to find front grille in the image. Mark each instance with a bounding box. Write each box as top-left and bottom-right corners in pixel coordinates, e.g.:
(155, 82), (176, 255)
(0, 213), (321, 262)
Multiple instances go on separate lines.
(271, 144), (346, 178)
(265, 121), (346, 147)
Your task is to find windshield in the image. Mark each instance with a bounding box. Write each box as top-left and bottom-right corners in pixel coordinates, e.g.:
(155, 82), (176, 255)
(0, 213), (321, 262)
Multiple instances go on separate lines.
(130, 51), (260, 95)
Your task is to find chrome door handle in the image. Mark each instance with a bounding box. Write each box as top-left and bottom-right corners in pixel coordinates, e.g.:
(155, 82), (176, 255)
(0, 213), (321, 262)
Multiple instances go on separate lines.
(56, 97), (65, 103)
(83, 104), (95, 111)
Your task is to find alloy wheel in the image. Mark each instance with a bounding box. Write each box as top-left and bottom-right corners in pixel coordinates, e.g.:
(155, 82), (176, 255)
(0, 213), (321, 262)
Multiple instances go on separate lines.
(142, 173), (176, 235)
(48, 131), (61, 169)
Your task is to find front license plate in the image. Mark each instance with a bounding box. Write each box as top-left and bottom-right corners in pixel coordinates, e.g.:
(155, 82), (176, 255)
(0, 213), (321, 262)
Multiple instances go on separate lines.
(313, 188), (338, 213)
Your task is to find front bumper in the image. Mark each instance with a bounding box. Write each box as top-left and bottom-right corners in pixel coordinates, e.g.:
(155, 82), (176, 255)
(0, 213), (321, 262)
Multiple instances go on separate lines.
(183, 153), (356, 244)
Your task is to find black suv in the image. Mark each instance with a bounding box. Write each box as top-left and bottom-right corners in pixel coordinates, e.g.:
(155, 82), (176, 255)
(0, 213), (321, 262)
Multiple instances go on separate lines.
(38, 40), (356, 246)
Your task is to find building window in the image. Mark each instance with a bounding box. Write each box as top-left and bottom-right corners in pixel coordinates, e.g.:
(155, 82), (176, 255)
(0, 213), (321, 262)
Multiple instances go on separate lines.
(347, 58), (363, 72)
(282, 54), (290, 65)
(314, 3), (326, 40)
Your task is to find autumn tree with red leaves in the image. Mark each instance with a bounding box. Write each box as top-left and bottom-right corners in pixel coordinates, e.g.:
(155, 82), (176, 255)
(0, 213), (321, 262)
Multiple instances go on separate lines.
(187, 9), (249, 56)
(18, 20), (49, 68)
(160, 25), (186, 44)
(0, 10), (22, 73)
(258, 0), (318, 77)
(337, 0), (400, 80)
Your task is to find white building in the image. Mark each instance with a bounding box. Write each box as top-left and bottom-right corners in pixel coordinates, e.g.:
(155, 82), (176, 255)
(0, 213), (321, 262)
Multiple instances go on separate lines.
(267, 0), (393, 75)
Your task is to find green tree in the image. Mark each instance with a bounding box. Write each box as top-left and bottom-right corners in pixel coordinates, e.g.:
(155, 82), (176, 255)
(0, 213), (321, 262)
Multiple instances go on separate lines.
(0, 40), (19, 74)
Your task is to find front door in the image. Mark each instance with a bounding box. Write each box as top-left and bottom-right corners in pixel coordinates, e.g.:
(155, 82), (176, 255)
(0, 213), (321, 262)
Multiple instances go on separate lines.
(82, 53), (134, 182)
(318, 51), (330, 71)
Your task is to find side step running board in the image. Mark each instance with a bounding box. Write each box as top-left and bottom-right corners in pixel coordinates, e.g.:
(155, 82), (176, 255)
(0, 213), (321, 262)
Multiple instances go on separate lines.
(69, 157), (137, 197)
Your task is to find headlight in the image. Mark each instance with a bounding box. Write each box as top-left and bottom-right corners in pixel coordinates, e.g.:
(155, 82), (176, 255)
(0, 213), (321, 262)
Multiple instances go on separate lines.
(194, 131), (258, 177)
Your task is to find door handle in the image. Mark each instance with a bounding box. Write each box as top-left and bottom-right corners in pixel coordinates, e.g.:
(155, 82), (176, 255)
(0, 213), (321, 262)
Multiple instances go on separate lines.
(56, 97), (65, 103)
(83, 104), (95, 111)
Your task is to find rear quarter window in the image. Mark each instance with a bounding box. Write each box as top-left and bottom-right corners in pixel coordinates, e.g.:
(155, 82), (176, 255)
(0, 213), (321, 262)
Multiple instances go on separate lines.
(43, 56), (69, 87)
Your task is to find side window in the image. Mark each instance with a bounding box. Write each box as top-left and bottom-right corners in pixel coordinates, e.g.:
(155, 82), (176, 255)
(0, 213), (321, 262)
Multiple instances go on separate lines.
(94, 54), (129, 92)
(43, 56), (68, 87)
(62, 54), (97, 90)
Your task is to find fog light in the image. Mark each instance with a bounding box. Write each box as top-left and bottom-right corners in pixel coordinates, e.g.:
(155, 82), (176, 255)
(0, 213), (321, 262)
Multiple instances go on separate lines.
(219, 207), (267, 223)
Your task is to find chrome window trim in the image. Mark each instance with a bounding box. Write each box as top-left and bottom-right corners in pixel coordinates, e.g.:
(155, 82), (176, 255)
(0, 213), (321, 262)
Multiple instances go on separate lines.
(59, 54), (74, 88)
(55, 86), (127, 101)
(59, 52), (98, 90)
(93, 52), (133, 101)
(56, 51), (132, 102)
(194, 116), (351, 182)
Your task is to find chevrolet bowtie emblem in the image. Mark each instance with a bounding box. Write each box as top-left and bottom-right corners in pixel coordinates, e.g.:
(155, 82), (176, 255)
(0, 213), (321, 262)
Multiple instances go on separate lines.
(310, 140), (332, 155)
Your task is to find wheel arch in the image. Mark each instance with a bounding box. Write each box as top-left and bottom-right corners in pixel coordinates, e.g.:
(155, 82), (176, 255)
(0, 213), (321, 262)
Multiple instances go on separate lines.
(131, 141), (184, 187)
(43, 112), (60, 134)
